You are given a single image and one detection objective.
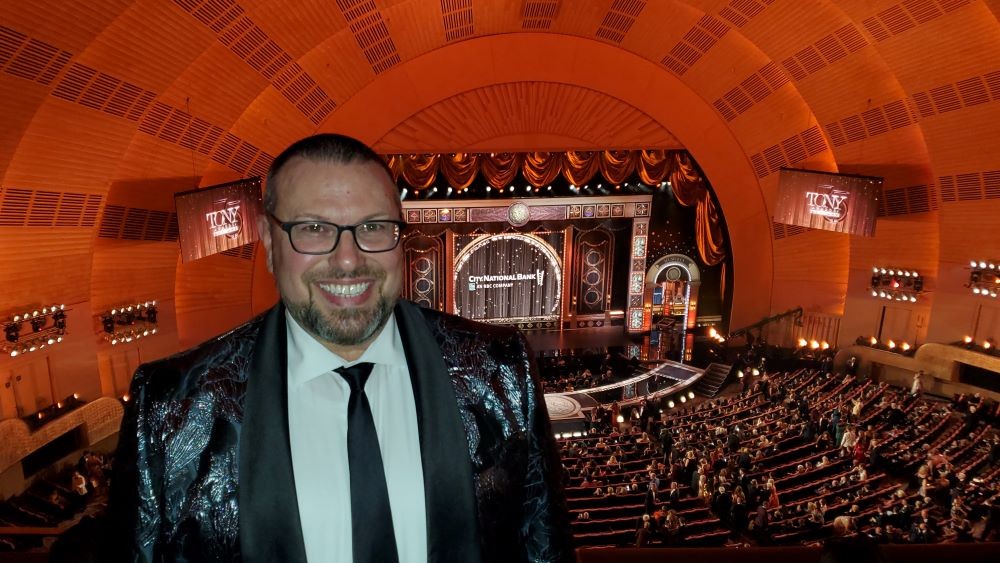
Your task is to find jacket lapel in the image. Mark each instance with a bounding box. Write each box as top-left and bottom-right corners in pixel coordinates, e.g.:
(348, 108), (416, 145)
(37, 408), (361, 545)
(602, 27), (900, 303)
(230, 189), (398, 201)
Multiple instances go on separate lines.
(395, 300), (483, 563)
(238, 305), (308, 563)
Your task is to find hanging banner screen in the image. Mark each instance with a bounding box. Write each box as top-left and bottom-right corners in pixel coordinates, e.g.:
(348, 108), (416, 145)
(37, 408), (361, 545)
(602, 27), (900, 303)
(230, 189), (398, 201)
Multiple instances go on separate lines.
(175, 178), (263, 262)
(774, 168), (881, 237)
(453, 233), (563, 323)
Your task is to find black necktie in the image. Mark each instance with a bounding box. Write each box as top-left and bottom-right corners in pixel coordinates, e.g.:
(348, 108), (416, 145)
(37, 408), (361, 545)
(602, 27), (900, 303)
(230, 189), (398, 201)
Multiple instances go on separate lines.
(335, 362), (400, 563)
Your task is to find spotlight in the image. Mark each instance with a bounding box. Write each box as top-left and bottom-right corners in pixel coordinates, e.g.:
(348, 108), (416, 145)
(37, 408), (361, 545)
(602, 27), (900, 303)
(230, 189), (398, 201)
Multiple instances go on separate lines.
(810, 340), (820, 349)
(985, 340), (993, 350)
(901, 342), (911, 351)
(709, 327), (717, 338)
(751, 368), (760, 376)
(870, 337), (878, 346)
(52, 309), (67, 330)
(964, 336), (973, 344)
(688, 391), (695, 399)
(797, 338), (807, 348)
(4, 322), (20, 343)
(667, 400), (675, 408)
(887, 340), (896, 349)
(680, 395), (687, 403)
(737, 370), (744, 378)
(821, 341), (830, 350)
(616, 415), (624, 423)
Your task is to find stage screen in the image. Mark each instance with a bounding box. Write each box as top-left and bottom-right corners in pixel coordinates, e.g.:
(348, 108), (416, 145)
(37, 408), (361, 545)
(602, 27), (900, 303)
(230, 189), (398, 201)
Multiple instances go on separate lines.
(454, 232), (563, 323)
(774, 168), (881, 237)
(175, 178), (262, 262)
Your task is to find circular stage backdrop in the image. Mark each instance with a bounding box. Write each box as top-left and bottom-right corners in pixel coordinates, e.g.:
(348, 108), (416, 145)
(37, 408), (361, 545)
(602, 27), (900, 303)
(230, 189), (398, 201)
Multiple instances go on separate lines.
(454, 233), (562, 322)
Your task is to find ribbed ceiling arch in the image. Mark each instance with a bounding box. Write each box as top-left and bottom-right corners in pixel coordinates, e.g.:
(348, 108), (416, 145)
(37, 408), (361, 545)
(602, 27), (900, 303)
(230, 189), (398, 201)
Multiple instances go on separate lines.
(0, 0), (998, 354)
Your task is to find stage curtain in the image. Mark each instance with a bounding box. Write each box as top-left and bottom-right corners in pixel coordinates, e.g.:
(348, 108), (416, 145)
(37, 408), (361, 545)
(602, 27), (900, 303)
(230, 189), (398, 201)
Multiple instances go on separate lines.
(720, 262), (727, 306)
(440, 152), (480, 191)
(481, 152), (523, 189)
(561, 151), (600, 186)
(697, 195), (726, 265)
(399, 153), (439, 190)
(670, 152), (726, 266)
(522, 152), (562, 188)
(385, 154), (402, 182)
(599, 150), (638, 185)
(637, 149), (670, 185)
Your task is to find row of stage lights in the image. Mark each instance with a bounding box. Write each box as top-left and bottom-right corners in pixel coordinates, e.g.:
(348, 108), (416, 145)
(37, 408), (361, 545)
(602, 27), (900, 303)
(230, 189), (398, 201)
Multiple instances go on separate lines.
(2, 299), (160, 357)
(796, 338), (831, 350)
(969, 260), (999, 298)
(870, 266), (923, 302)
(404, 181), (670, 199)
(3, 305), (67, 358)
(961, 336), (994, 351)
(707, 327), (726, 344)
(101, 301), (159, 346)
(861, 336), (913, 353)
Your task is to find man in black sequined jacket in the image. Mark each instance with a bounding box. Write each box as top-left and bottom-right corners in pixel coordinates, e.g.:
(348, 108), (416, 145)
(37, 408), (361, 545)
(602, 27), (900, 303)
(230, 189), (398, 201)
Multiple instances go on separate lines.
(105, 134), (573, 562)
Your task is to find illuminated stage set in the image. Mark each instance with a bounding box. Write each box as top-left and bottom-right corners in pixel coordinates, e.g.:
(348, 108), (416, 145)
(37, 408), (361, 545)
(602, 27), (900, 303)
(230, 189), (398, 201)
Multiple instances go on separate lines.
(399, 196), (707, 337)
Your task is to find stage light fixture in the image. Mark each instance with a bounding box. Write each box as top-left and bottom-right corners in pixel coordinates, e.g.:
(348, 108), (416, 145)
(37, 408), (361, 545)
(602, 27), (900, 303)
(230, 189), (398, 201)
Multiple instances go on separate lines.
(667, 400), (675, 408)
(901, 342), (911, 351)
(870, 336), (878, 346)
(887, 340), (896, 349)
(688, 391), (695, 399)
(751, 368), (760, 376)
(679, 395), (687, 403)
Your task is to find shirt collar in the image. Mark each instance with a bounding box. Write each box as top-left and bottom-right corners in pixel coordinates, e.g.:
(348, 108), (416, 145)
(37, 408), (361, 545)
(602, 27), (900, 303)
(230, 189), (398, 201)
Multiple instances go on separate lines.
(286, 309), (405, 387)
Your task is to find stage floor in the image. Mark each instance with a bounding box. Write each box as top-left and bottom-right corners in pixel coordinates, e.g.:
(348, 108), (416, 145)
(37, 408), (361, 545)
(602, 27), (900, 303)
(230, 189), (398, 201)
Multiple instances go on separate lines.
(522, 325), (636, 354)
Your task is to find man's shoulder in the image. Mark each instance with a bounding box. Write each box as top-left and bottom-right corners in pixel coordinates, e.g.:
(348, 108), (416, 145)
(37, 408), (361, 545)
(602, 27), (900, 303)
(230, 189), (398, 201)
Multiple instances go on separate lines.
(130, 308), (272, 396)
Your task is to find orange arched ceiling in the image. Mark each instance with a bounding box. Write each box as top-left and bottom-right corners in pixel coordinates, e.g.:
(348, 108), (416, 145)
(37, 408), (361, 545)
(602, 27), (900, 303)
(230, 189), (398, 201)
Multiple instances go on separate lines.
(2, 0), (1000, 371)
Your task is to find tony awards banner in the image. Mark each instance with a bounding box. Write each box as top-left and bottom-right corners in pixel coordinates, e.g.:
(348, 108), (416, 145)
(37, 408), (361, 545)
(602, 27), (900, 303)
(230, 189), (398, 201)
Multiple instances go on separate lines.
(175, 178), (263, 262)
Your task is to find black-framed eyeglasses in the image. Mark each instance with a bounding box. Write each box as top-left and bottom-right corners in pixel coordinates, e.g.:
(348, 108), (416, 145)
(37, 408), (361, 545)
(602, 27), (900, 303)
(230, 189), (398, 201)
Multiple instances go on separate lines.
(267, 212), (405, 254)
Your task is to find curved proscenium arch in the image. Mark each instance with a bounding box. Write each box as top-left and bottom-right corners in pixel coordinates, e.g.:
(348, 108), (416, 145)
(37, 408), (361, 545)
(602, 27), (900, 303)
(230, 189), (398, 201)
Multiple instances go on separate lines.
(453, 233), (564, 322)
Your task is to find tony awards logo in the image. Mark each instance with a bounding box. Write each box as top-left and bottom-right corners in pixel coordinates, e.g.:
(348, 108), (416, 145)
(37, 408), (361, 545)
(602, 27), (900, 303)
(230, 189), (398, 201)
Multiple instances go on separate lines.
(205, 198), (243, 239)
(805, 185), (849, 224)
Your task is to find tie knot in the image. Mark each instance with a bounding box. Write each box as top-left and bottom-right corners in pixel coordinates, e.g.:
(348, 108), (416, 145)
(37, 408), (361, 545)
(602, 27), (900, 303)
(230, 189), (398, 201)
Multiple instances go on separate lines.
(336, 362), (375, 393)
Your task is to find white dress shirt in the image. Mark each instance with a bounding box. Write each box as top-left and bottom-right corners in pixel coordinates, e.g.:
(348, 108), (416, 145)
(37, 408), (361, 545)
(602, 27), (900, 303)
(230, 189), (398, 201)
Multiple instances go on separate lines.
(286, 311), (428, 563)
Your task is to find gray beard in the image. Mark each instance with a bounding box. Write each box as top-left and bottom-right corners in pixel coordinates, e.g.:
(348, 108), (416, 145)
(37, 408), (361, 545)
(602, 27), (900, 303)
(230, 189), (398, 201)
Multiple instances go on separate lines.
(286, 293), (394, 348)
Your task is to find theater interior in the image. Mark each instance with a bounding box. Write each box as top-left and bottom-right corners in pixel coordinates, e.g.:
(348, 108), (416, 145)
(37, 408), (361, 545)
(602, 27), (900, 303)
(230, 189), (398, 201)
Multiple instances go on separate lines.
(1, 1), (999, 561)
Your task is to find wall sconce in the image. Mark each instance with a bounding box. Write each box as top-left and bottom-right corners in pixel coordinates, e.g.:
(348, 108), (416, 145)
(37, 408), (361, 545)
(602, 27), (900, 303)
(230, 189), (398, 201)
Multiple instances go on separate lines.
(968, 260), (999, 298)
(100, 300), (158, 345)
(870, 266), (922, 302)
(1, 305), (67, 357)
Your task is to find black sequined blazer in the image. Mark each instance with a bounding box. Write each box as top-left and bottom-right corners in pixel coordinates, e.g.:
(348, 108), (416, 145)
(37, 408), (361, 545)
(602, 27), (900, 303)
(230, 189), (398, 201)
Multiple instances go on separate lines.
(107, 300), (573, 562)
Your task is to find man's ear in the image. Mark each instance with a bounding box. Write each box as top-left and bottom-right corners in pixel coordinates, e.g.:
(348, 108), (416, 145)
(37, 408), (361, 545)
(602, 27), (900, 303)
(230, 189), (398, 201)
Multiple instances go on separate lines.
(257, 214), (274, 273)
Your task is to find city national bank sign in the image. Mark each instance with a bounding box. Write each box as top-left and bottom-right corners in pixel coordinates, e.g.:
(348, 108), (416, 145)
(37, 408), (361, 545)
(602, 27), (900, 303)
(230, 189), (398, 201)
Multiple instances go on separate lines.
(468, 270), (546, 291)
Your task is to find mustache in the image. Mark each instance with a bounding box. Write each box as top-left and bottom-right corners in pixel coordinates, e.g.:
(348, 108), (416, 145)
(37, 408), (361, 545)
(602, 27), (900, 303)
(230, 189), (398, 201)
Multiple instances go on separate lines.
(304, 265), (386, 282)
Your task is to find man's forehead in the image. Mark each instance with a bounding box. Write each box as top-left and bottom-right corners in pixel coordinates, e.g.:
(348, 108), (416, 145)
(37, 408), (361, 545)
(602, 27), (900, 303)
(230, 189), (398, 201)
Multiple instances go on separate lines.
(272, 157), (400, 206)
